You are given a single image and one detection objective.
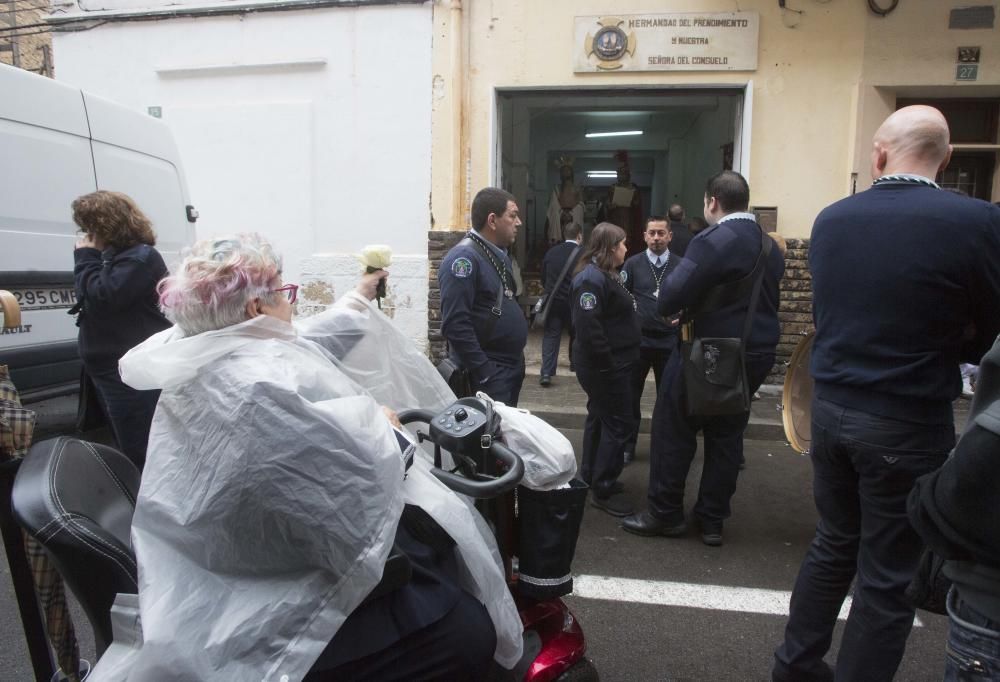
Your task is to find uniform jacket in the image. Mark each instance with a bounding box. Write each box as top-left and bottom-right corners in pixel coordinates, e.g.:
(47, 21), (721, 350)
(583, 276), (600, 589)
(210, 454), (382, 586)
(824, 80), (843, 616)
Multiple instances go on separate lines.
(439, 234), (528, 382)
(658, 216), (784, 355)
(73, 243), (170, 368)
(570, 263), (641, 371)
(622, 250), (678, 351)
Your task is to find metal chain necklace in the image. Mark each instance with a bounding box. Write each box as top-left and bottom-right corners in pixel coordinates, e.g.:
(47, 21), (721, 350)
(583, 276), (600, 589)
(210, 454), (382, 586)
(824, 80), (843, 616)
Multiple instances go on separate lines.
(612, 270), (638, 311)
(468, 232), (514, 298)
(647, 253), (668, 298)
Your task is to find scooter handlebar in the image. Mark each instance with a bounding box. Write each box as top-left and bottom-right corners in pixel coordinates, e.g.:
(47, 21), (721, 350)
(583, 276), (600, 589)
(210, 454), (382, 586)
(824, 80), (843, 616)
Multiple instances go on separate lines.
(396, 409), (524, 499)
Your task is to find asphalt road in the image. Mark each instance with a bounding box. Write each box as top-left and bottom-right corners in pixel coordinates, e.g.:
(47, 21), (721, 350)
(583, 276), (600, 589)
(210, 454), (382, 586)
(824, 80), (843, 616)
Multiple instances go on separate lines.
(1, 408), (950, 681)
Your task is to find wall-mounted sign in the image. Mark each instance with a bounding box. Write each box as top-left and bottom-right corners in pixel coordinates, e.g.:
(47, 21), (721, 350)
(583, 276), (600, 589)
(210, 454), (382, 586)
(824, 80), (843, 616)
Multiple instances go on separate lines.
(956, 63), (979, 81)
(574, 12), (759, 73)
(958, 46), (981, 63)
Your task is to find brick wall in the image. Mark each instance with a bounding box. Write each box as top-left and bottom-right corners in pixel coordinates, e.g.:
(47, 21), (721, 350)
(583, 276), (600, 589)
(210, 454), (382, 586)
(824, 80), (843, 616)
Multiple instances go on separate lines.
(1, 5), (53, 76)
(770, 238), (813, 385)
(427, 230), (465, 364)
(427, 231), (813, 384)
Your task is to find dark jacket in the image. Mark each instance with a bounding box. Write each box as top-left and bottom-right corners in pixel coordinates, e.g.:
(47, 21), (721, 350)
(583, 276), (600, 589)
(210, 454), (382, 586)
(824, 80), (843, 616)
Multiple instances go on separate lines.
(438, 233), (528, 382)
(541, 240), (582, 308)
(810, 184), (1000, 424)
(658, 217), (784, 356)
(909, 335), (1000, 620)
(621, 251), (678, 350)
(668, 220), (693, 258)
(73, 243), (170, 369)
(570, 263), (641, 371)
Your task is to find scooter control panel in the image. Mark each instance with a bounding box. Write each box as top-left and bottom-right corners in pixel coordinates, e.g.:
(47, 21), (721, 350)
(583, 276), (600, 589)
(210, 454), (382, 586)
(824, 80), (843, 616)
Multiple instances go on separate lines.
(428, 398), (492, 454)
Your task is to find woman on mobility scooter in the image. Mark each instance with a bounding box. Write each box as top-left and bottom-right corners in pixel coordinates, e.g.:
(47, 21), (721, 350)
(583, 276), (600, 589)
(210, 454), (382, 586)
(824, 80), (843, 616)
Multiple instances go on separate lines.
(92, 234), (523, 680)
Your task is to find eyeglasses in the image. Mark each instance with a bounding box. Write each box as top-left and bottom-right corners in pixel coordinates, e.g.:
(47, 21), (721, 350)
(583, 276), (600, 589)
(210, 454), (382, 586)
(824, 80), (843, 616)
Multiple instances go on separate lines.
(272, 284), (299, 304)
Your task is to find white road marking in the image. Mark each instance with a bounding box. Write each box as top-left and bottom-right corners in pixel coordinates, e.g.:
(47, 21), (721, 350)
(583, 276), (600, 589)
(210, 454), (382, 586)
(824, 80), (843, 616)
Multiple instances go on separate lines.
(572, 574), (924, 627)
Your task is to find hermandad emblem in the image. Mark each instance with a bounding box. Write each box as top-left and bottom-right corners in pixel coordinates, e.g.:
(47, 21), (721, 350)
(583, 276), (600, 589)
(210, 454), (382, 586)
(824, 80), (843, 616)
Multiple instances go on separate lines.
(585, 17), (636, 70)
(703, 344), (721, 376)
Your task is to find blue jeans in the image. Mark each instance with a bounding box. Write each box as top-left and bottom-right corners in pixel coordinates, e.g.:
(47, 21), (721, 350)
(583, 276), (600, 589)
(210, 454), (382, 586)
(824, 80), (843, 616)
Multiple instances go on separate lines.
(944, 588), (1000, 681)
(774, 397), (954, 682)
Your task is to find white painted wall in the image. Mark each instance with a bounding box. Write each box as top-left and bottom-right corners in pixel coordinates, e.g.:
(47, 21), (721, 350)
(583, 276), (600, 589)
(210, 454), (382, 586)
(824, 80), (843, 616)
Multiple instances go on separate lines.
(52, 3), (433, 348)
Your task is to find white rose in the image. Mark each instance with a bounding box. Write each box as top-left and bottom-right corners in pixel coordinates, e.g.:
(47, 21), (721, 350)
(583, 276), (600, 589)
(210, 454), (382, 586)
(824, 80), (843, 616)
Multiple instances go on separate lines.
(355, 244), (392, 270)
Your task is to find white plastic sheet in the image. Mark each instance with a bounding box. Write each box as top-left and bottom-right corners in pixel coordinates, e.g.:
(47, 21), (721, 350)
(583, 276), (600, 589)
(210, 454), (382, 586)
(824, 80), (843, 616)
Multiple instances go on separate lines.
(94, 294), (522, 681)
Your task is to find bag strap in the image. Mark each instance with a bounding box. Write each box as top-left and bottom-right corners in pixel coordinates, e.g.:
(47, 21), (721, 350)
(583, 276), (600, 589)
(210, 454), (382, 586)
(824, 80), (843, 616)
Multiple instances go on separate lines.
(739, 230), (773, 345)
(541, 245), (581, 315)
(461, 237), (506, 340)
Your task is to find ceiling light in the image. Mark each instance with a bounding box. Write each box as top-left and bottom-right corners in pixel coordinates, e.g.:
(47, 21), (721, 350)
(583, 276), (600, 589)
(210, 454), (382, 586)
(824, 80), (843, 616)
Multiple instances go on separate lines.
(585, 130), (644, 138)
(586, 171), (619, 178)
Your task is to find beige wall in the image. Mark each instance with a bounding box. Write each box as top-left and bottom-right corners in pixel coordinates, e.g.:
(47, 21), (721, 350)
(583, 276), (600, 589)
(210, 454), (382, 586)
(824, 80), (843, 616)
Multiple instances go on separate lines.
(431, 0), (1000, 240)
(0, 4), (52, 76)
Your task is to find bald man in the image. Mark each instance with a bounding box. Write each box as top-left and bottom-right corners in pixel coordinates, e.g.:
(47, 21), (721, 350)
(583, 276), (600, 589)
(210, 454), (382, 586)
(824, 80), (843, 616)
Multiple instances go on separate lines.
(773, 106), (1000, 681)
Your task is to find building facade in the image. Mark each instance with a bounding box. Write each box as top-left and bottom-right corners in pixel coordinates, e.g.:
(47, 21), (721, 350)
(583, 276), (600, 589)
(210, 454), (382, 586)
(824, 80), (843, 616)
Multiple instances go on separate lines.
(46, 0), (1000, 376)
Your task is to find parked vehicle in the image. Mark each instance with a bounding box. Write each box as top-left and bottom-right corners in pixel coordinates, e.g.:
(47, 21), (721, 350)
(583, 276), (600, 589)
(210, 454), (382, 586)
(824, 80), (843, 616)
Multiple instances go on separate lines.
(0, 63), (196, 401)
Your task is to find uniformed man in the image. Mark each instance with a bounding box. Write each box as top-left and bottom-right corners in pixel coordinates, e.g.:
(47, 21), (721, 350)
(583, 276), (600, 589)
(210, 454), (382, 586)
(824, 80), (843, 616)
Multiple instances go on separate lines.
(622, 171), (784, 546)
(439, 187), (528, 406)
(539, 222), (583, 386)
(620, 216), (679, 465)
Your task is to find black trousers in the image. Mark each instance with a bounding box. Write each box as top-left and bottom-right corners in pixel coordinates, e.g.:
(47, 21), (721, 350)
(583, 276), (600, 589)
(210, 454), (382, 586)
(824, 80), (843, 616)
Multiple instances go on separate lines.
(646, 351), (773, 526)
(628, 342), (675, 452)
(306, 592), (497, 681)
(577, 363), (637, 498)
(475, 356), (525, 407)
(86, 363), (159, 469)
(773, 397), (954, 682)
(540, 303), (574, 378)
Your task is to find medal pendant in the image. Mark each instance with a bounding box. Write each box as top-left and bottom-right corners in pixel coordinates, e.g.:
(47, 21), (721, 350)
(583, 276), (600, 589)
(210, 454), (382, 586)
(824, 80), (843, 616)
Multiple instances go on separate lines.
(653, 289), (659, 299)
(504, 288), (514, 299)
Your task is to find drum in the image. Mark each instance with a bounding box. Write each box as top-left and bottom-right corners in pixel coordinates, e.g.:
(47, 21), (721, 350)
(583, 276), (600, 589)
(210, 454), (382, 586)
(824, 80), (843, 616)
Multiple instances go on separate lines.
(0, 290), (21, 329)
(781, 330), (814, 454)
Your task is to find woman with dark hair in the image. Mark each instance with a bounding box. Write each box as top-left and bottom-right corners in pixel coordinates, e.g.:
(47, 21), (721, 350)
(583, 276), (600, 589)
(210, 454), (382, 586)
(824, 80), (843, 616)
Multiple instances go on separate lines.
(72, 190), (170, 468)
(570, 222), (641, 517)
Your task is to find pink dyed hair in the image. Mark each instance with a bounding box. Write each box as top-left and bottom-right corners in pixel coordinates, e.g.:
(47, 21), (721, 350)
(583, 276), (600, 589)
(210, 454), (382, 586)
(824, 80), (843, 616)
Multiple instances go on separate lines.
(158, 233), (283, 335)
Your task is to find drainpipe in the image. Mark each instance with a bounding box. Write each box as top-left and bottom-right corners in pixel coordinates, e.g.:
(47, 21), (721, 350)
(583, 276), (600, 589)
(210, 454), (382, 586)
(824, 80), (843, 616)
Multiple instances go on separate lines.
(449, 0), (467, 230)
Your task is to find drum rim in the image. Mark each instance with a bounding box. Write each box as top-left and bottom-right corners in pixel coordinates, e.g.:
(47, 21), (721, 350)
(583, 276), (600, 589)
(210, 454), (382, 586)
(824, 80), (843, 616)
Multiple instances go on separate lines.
(782, 330), (814, 454)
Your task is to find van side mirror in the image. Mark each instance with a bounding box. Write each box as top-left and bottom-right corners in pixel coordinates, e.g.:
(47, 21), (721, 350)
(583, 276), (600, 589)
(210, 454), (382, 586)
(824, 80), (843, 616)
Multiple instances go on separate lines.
(186, 205), (199, 223)
(0, 290), (21, 329)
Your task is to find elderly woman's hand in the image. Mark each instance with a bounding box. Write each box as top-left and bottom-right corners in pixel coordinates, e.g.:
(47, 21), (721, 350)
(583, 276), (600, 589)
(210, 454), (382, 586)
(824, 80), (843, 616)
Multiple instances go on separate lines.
(356, 270), (389, 301)
(75, 233), (102, 250)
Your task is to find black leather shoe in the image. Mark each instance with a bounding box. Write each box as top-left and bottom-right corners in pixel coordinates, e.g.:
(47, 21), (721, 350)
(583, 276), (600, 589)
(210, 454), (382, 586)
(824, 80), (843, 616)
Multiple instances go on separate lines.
(539, 375), (551, 387)
(609, 481), (624, 495)
(623, 450), (635, 466)
(700, 521), (723, 547)
(590, 492), (634, 518)
(622, 511), (686, 537)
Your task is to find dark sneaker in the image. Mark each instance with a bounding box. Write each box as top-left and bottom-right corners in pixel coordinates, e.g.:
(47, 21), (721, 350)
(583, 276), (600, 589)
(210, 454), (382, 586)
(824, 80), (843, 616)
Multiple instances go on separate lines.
(590, 492), (634, 518)
(539, 375), (551, 387)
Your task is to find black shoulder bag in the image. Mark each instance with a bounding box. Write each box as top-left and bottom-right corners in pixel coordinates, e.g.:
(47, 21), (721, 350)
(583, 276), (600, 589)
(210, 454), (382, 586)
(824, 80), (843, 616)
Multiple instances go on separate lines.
(436, 237), (506, 397)
(532, 245), (580, 330)
(682, 230), (772, 417)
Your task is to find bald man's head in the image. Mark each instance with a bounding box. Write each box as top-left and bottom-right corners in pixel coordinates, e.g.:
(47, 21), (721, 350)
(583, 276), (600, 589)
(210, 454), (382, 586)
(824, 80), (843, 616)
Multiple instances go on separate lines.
(871, 105), (952, 179)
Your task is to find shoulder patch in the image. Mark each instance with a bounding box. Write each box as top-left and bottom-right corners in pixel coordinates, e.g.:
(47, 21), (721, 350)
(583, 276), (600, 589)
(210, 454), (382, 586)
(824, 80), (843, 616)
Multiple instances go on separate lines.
(451, 257), (473, 278)
(579, 292), (597, 311)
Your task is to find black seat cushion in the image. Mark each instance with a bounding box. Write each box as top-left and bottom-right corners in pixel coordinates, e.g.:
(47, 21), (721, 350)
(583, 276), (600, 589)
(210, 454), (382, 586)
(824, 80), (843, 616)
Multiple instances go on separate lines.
(12, 437), (140, 655)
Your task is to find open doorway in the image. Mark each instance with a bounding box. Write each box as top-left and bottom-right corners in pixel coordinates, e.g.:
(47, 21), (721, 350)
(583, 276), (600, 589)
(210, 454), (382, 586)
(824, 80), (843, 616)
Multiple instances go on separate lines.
(495, 88), (746, 297)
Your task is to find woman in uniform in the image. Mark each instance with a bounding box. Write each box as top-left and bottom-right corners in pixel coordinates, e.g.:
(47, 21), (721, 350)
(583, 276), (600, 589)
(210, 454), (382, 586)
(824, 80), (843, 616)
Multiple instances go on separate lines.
(570, 222), (641, 517)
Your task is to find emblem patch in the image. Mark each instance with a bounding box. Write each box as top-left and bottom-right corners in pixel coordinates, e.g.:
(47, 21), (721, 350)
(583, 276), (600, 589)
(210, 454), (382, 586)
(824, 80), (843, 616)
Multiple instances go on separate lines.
(579, 292), (597, 311)
(703, 344), (721, 376)
(619, 270), (628, 284)
(451, 257), (473, 278)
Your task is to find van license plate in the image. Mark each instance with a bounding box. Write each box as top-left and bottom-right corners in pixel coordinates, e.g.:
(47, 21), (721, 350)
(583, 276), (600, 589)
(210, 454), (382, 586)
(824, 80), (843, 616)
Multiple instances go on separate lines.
(10, 287), (78, 311)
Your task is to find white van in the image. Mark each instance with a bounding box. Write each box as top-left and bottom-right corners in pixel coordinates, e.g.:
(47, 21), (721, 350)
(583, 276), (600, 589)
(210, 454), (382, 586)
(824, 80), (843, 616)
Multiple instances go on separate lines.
(0, 63), (196, 401)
